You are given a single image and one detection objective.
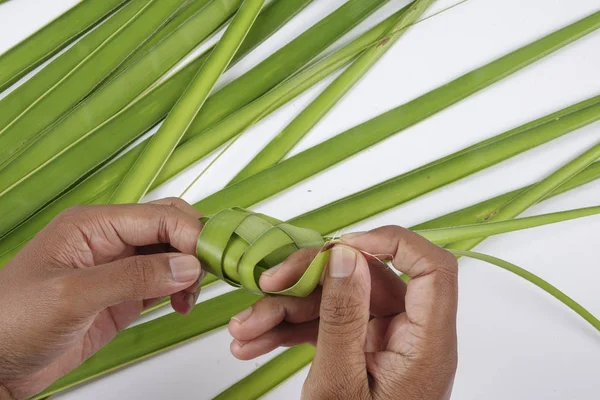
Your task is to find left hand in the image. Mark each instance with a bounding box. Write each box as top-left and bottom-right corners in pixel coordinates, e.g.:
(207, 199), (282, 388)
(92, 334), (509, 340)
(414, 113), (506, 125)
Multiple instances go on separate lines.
(0, 198), (204, 399)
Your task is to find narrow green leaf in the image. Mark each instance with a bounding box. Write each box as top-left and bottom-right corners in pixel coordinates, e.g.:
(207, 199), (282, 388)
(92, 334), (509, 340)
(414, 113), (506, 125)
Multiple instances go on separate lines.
(411, 161), (600, 230)
(229, 1), (425, 183)
(0, 0), (191, 167)
(194, 11), (600, 216)
(0, 0), (311, 240)
(0, 0), (243, 198)
(34, 289), (261, 399)
(449, 249), (600, 331)
(418, 205), (600, 245)
(234, 0), (313, 60)
(252, 96), (600, 233)
(180, 0), (390, 139)
(214, 345), (315, 400)
(0, 0), (129, 92)
(0, 0), (151, 133)
(445, 141), (600, 251)
(195, 208), (326, 296)
(112, 0), (215, 75)
(110, 0), (267, 204)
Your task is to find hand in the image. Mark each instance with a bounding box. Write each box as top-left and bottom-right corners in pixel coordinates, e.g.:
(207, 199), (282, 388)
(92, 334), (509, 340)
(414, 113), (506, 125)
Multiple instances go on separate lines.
(0, 198), (204, 399)
(228, 226), (458, 400)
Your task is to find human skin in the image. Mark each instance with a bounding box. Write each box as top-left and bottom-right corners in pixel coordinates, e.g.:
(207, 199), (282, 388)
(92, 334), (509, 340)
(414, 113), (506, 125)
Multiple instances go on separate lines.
(0, 198), (204, 399)
(229, 226), (459, 400)
(0, 201), (458, 400)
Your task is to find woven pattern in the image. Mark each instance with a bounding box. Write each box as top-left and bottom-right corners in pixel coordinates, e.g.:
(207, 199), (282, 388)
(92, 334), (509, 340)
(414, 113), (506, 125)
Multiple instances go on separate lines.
(196, 208), (329, 296)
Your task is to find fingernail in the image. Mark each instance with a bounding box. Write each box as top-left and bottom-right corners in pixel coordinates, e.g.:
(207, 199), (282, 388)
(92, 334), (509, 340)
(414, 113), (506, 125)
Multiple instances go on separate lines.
(231, 307), (253, 324)
(329, 246), (357, 278)
(262, 262), (285, 277)
(198, 268), (207, 283)
(341, 231), (366, 241)
(232, 339), (248, 349)
(186, 292), (196, 309)
(170, 255), (201, 282)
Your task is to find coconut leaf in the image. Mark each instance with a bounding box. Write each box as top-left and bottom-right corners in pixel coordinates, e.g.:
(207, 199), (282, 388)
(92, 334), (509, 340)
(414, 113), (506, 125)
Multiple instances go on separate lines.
(0, 0), (151, 133)
(213, 345), (315, 400)
(0, 0), (243, 198)
(0, 0), (192, 167)
(411, 161), (600, 230)
(109, 0), (267, 204)
(194, 11), (600, 216)
(210, 96), (600, 231)
(0, 0), (129, 93)
(418, 205), (600, 245)
(449, 250), (600, 331)
(229, 0), (424, 183)
(180, 0), (390, 139)
(34, 289), (261, 399)
(0, 0), (315, 240)
(444, 141), (600, 250)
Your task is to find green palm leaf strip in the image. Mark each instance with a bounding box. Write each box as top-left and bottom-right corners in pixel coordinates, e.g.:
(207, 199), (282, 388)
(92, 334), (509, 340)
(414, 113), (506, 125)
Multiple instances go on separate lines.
(2, 95), (600, 267)
(229, 0), (433, 183)
(194, 10), (600, 215)
(0, 0), (192, 167)
(34, 289), (261, 400)
(417, 205), (600, 246)
(179, 0), (390, 140)
(411, 161), (600, 230)
(0, 0), (381, 238)
(444, 141), (600, 251)
(0, 0), (314, 239)
(0, 0), (150, 133)
(213, 345), (316, 400)
(0, 0), (129, 93)
(110, 0), (267, 204)
(0, 0), (245, 198)
(112, 0), (215, 75)
(448, 250), (600, 331)
(200, 95), (600, 231)
(196, 207), (328, 296)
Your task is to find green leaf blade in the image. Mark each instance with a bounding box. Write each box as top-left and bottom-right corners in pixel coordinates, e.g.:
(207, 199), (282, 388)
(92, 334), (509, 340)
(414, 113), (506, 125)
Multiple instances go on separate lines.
(194, 11), (600, 217)
(0, 0), (129, 92)
(110, 0), (267, 204)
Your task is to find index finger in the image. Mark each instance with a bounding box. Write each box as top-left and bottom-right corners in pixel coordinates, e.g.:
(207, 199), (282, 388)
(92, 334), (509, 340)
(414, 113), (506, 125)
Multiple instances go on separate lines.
(341, 226), (458, 332)
(49, 201), (203, 255)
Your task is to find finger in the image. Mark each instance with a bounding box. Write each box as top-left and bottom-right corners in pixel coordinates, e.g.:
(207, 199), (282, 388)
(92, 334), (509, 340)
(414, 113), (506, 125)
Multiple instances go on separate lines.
(260, 247), (406, 317)
(143, 297), (166, 310)
(310, 245), (371, 394)
(230, 321), (319, 360)
(149, 197), (203, 219)
(228, 288), (322, 342)
(341, 226), (458, 333)
(52, 202), (203, 256)
(365, 316), (395, 353)
(364, 254), (407, 317)
(259, 248), (321, 292)
(74, 253), (203, 313)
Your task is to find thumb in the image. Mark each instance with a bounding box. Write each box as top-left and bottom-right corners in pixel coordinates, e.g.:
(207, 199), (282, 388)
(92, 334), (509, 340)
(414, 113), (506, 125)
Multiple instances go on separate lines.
(76, 253), (202, 312)
(308, 245), (371, 397)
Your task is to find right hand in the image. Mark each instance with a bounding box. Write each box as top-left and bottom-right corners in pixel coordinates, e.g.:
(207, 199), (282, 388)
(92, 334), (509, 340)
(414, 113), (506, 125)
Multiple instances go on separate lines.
(228, 226), (459, 400)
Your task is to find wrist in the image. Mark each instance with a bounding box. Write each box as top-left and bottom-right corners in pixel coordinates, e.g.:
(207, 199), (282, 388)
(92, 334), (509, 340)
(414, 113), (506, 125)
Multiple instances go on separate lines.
(0, 384), (15, 400)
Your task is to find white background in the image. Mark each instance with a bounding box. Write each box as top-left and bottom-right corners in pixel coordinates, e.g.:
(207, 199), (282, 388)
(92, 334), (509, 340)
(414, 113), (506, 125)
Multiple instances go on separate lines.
(1, 0), (600, 399)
